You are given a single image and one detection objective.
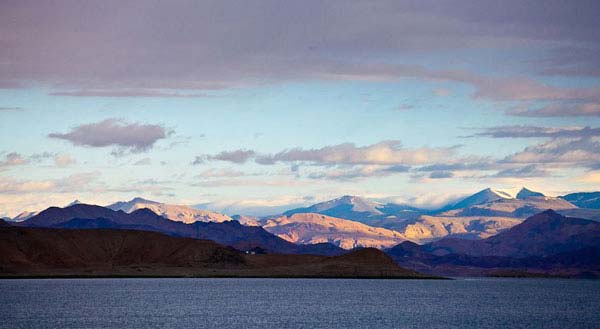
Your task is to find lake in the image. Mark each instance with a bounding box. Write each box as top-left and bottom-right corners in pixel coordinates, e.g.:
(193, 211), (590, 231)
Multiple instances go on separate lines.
(1, 278), (599, 329)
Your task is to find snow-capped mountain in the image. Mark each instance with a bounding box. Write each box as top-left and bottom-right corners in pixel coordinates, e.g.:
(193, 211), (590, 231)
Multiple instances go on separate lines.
(515, 187), (545, 200)
(284, 195), (382, 217)
(444, 188), (514, 211)
(271, 188), (587, 246)
(282, 195), (420, 224)
(440, 187), (576, 217)
(66, 200), (83, 207)
(9, 210), (38, 222)
(107, 197), (232, 223)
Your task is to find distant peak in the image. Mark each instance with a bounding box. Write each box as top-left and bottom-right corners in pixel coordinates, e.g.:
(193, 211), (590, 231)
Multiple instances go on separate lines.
(324, 195), (364, 206)
(541, 209), (558, 215)
(130, 207), (158, 215)
(337, 195), (358, 202)
(522, 209), (562, 224)
(447, 187), (514, 210)
(516, 187), (544, 200)
(130, 197), (158, 204)
(67, 200), (82, 207)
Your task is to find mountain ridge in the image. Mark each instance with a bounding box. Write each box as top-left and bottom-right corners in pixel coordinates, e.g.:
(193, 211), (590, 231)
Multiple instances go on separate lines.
(17, 204), (344, 256)
(561, 192), (600, 209)
(386, 210), (600, 277)
(108, 197), (232, 223)
(261, 213), (407, 249)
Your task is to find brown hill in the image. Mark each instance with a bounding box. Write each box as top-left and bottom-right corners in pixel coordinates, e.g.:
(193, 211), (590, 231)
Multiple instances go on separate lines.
(0, 226), (429, 278)
(244, 248), (426, 278)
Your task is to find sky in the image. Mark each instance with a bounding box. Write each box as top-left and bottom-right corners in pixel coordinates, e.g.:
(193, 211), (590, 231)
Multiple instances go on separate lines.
(1, 0), (599, 217)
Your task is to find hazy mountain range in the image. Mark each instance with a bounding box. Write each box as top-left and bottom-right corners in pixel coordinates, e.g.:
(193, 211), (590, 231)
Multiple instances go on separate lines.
(3, 187), (599, 277)
(13, 204), (344, 256)
(6, 187), (600, 249)
(263, 187), (598, 246)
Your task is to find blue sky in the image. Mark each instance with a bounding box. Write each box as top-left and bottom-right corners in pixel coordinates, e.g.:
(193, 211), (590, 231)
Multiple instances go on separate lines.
(1, 1), (599, 216)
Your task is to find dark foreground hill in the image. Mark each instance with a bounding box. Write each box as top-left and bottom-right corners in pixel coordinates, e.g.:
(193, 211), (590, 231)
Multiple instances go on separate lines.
(17, 204), (344, 256)
(0, 226), (428, 278)
(387, 210), (600, 278)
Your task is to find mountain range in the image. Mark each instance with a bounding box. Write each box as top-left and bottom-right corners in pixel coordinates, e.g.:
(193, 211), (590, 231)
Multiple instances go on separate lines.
(14, 204), (344, 256)
(3, 187), (599, 277)
(270, 187), (597, 246)
(108, 197), (232, 223)
(386, 210), (600, 277)
(561, 192), (600, 209)
(282, 195), (421, 225)
(6, 187), (600, 250)
(260, 213), (406, 249)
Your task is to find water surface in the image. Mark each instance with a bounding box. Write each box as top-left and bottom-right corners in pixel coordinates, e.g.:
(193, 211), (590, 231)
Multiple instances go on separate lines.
(1, 278), (599, 329)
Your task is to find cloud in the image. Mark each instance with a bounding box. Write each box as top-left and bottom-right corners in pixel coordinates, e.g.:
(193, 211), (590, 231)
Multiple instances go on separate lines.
(492, 165), (549, 178)
(536, 46), (600, 77)
(48, 119), (170, 154)
(472, 125), (600, 138)
(417, 159), (497, 172)
(0, 172), (99, 194)
(254, 141), (458, 166)
(54, 153), (77, 167)
(306, 164), (411, 181)
(508, 102), (600, 117)
(212, 150), (256, 164)
(196, 168), (248, 178)
(378, 192), (464, 210)
(316, 63), (600, 117)
(1, 1), (598, 101)
(197, 141), (458, 167)
(133, 157), (152, 166)
(469, 125), (600, 170)
(192, 129), (599, 182)
(0, 152), (78, 170)
(195, 196), (312, 216)
(191, 156), (206, 165)
(503, 137), (600, 167)
(29, 152), (54, 162)
(191, 178), (307, 188)
(192, 150), (256, 165)
(2, 0), (599, 118)
(50, 89), (213, 98)
(0, 152), (80, 169)
(429, 171), (454, 179)
(395, 104), (414, 111)
(0, 107), (24, 112)
(0, 152), (28, 168)
(433, 88), (452, 97)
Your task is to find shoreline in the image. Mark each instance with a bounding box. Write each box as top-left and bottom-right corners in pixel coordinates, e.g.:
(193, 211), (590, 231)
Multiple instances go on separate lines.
(0, 274), (446, 280)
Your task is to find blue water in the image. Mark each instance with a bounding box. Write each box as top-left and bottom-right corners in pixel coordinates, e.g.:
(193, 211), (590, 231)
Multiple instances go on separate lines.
(1, 278), (599, 329)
